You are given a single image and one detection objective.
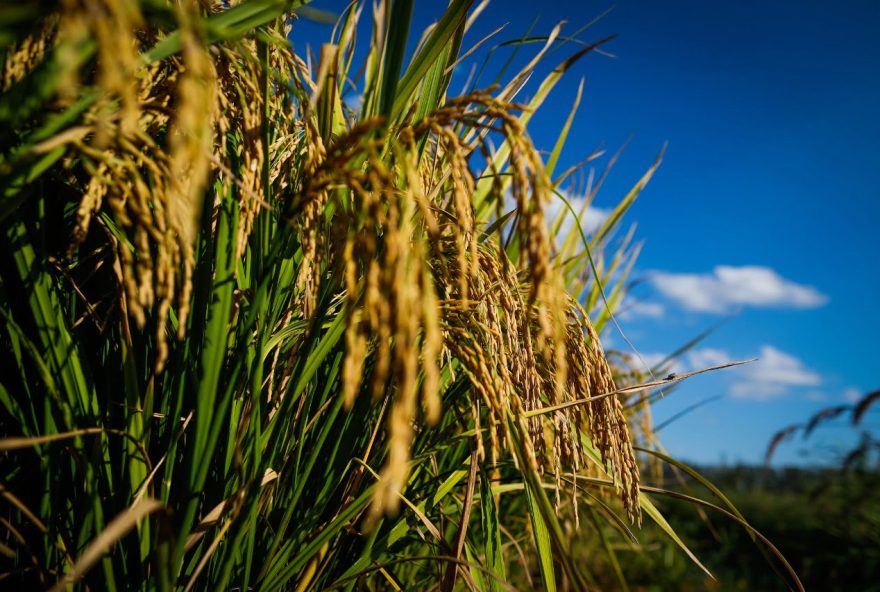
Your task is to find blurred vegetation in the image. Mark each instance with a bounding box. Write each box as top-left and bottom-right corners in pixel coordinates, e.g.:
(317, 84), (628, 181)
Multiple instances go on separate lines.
(606, 464), (880, 592)
(588, 389), (880, 592)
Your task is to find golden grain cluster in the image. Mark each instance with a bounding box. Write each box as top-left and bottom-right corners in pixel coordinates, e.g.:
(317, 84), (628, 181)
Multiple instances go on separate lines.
(276, 88), (640, 520)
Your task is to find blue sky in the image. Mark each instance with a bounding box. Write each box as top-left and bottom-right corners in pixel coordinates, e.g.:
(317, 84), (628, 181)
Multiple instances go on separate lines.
(295, 1), (880, 466)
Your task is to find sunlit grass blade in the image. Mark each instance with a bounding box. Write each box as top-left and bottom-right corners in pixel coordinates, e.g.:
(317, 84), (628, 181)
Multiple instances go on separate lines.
(639, 492), (714, 580)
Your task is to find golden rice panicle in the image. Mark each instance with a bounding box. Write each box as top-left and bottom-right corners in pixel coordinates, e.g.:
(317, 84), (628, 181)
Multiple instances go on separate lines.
(222, 48), (265, 258)
(58, 1), (222, 372)
(1, 16), (56, 92)
(420, 267), (443, 426)
(504, 114), (570, 405)
(72, 162), (109, 250)
(72, 138), (177, 371)
(57, 0), (145, 138)
(293, 115), (328, 318)
(438, 126), (477, 304)
(345, 184), (434, 518)
(433, 242), (541, 473)
(167, 0), (218, 340)
(395, 136), (443, 424)
(410, 91), (639, 522)
(371, 189), (420, 517)
(442, 93), (572, 409)
(567, 300), (641, 522)
(290, 119), (447, 518)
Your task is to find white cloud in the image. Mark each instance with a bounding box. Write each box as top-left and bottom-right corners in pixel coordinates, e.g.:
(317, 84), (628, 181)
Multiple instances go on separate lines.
(344, 92), (363, 111)
(687, 347), (732, 370)
(546, 189), (610, 238)
(628, 345), (824, 402)
(635, 352), (681, 373)
(729, 345), (821, 400)
(619, 299), (665, 320)
(580, 205), (611, 234)
(843, 387), (862, 403)
(651, 265), (828, 313)
(628, 347), (728, 376)
(498, 189), (611, 244)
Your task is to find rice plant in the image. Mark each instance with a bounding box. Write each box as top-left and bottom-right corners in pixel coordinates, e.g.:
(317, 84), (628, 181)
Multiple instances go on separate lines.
(0, 1), (803, 590)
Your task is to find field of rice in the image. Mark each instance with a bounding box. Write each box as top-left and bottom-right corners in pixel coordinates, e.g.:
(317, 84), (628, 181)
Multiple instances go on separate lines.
(2, 1), (875, 590)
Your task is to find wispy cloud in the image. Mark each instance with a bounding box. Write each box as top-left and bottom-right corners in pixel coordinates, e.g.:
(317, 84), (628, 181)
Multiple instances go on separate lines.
(729, 345), (821, 400)
(632, 348), (732, 375)
(579, 205), (612, 234)
(805, 391), (826, 402)
(546, 189), (610, 238)
(619, 298), (665, 320)
(634, 345), (822, 401)
(634, 352), (681, 373)
(842, 387), (863, 403)
(687, 347), (731, 370)
(498, 188), (610, 244)
(344, 92), (363, 111)
(650, 265), (828, 313)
